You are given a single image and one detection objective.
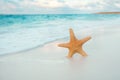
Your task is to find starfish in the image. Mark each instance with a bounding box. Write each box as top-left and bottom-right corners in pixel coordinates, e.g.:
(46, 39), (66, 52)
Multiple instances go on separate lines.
(58, 28), (91, 58)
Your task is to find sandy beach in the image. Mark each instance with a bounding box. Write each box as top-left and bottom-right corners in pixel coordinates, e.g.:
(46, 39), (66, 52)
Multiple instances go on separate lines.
(95, 12), (120, 14)
(1, 0), (120, 79)
(0, 26), (120, 80)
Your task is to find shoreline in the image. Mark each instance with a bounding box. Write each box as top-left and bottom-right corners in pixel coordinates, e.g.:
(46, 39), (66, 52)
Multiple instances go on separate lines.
(95, 12), (120, 14)
(0, 26), (120, 80)
(0, 26), (119, 57)
(0, 26), (120, 59)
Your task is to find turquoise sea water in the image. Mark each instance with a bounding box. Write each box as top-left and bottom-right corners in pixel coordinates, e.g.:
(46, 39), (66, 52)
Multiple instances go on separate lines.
(0, 14), (120, 55)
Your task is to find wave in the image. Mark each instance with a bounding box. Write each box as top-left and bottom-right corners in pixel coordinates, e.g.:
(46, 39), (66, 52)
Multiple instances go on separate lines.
(0, 14), (120, 55)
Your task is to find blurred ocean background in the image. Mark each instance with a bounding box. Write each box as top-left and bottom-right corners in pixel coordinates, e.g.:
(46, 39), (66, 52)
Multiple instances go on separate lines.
(0, 14), (120, 55)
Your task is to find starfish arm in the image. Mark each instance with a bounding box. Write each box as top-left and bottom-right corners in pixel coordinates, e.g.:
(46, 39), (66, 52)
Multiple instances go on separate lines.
(76, 49), (88, 56)
(58, 43), (69, 48)
(67, 50), (74, 58)
(69, 28), (77, 42)
(80, 36), (91, 44)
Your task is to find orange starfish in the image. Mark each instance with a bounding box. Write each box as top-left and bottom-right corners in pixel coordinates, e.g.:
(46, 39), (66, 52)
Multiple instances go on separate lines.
(58, 28), (91, 58)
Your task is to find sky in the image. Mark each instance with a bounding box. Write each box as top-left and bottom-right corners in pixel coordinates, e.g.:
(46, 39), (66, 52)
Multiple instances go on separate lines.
(0, 0), (120, 14)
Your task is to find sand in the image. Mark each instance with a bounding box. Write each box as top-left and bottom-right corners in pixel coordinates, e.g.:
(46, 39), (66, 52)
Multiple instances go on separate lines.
(95, 12), (120, 14)
(0, 27), (120, 80)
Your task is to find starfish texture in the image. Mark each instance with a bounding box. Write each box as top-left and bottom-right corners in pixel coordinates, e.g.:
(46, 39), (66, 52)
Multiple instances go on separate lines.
(58, 28), (91, 58)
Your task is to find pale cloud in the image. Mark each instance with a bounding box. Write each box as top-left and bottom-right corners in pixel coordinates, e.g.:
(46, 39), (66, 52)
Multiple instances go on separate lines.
(115, 3), (120, 8)
(64, 0), (106, 10)
(35, 0), (64, 8)
(18, 0), (65, 8)
(0, 1), (16, 13)
(0, 0), (120, 14)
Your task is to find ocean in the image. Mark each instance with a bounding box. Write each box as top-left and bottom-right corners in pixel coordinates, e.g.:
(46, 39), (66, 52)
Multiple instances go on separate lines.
(0, 14), (120, 55)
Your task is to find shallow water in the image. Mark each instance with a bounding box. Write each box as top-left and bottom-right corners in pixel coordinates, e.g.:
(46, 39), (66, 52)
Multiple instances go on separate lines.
(0, 14), (120, 55)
